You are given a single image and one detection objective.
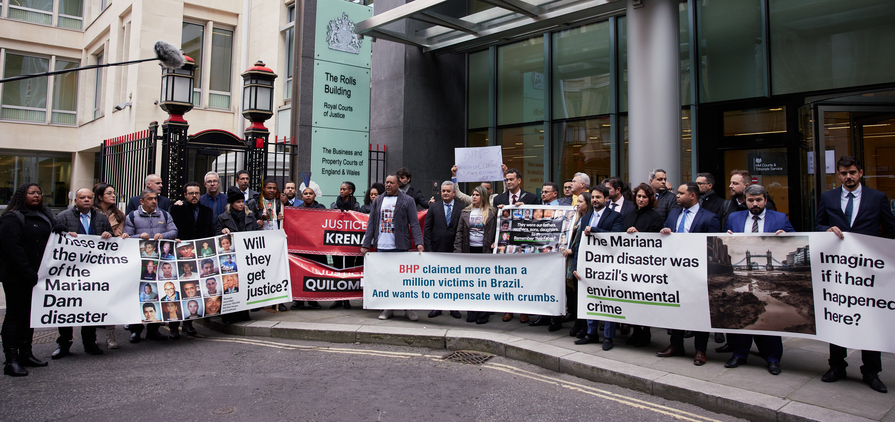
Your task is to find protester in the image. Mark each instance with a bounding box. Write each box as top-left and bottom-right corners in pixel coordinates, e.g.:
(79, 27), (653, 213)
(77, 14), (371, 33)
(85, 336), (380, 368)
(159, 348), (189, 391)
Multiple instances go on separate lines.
(93, 183), (126, 348)
(396, 167), (430, 210)
(200, 171), (228, 221)
(124, 189), (178, 343)
(290, 179), (325, 310)
(235, 170), (259, 203)
(560, 179), (574, 205)
(50, 188), (113, 359)
(125, 174), (172, 214)
(361, 174), (424, 321)
(453, 185), (497, 324)
(1, 184), (55, 376)
(249, 178), (284, 230)
(424, 181), (463, 319)
(170, 181), (214, 336)
(564, 191), (592, 339)
(215, 187), (261, 323)
(360, 183), (385, 214)
(330, 181), (361, 309)
(650, 168), (679, 221)
(622, 183), (664, 347)
(494, 167), (539, 323)
(280, 181), (298, 207)
(603, 177), (634, 218)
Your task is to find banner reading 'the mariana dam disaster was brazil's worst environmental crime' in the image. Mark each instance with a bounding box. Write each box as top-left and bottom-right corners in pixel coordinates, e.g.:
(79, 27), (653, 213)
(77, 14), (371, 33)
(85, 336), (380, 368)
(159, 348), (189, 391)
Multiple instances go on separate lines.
(576, 232), (895, 353)
(31, 231), (290, 327)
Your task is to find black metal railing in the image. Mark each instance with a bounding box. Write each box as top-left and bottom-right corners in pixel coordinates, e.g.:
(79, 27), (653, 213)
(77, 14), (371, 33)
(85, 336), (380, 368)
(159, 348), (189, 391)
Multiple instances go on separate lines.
(99, 122), (158, 207)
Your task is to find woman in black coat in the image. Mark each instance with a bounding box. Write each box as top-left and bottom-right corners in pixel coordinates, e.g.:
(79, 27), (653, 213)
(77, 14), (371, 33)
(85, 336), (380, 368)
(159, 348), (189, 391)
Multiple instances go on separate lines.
(359, 183), (385, 214)
(214, 188), (261, 323)
(621, 183), (663, 346)
(1, 183), (56, 376)
(453, 185), (497, 324)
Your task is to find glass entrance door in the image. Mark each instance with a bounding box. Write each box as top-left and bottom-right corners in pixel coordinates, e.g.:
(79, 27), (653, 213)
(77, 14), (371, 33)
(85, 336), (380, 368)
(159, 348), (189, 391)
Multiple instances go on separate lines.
(723, 148), (790, 217)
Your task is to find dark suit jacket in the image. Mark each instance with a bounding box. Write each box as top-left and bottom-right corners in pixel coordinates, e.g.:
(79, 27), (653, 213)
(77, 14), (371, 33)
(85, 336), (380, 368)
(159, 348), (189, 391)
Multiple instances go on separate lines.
(170, 203), (215, 240)
(664, 207), (720, 233)
(655, 190), (680, 221)
(727, 209), (794, 233)
(424, 200), (462, 252)
(493, 189), (539, 207)
(570, 208), (624, 272)
(699, 191), (724, 216)
(404, 185), (430, 210)
(622, 207), (664, 233)
(54, 207), (112, 236)
(609, 200), (635, 219)
(815, 186), (895, 238)
(126, 195), (172, 215)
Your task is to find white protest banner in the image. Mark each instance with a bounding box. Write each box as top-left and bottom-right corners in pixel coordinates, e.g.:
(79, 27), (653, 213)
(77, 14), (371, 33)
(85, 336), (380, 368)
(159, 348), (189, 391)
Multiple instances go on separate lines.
(363, 252), (565, 315)
(576, 231), (895, 353)
(32, 231), (291, 327)
(454, 146), (503, 182)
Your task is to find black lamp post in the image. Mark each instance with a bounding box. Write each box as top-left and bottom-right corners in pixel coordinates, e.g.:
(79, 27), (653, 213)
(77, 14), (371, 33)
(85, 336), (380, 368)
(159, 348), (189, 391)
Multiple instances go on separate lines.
(159, 54), (197, 199)
(241, 60), (277, 191)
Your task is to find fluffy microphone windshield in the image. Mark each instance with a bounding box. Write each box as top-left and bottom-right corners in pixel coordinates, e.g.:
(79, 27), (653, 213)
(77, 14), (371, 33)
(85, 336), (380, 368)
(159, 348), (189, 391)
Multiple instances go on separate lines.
(154, 41), (185, 69)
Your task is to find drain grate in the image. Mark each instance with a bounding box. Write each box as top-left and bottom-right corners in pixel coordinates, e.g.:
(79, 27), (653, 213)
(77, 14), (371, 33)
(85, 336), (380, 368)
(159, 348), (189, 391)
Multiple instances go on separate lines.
(441, 350), (494, 365)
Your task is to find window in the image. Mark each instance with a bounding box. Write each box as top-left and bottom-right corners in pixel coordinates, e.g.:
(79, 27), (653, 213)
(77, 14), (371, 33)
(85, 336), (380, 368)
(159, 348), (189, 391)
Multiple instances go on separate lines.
(0, 152), (72, 207)
(93, 51), (103, 119)
(181, 22), (204, 106)
(498, 37), (545, 126)
(7, 0), (84, 30)
(209, 28), (233, 108)
(52, 59), (77, 124)
(282, 5), (295, 100)
(1, 53), (49, 122)
(182, 21), (234, 109)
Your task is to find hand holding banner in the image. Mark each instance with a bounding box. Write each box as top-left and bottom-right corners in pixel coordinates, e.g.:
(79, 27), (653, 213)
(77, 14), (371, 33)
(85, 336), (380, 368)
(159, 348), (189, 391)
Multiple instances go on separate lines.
(454, 146), (503, 182)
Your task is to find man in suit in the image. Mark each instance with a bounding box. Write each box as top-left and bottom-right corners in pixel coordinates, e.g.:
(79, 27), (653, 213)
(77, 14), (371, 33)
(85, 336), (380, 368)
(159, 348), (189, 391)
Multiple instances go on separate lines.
(573, 185), (625, 350)
(424, 181), (463, 319)
(696, 172), (724, 216)
(815, 156), (895, 393)
(396, 167), (430, 210)
(126, 174), (172, 214)
(657, 182), (721, 366)
(235, 170), (259, 203)
(280, 181), (298, 207)
(560, 179), (574, 205)
(51, 188), (113, 359)
(651, 169), (680, 221)
(723, 184), (794, 375)
(527, 181), (565, 329)
(493, 167), (539, 323)
(200, 171), (228, 221)
(361, 174), (425, 321)
(603, 177), (635, 219)
(170, 181), (214, 336)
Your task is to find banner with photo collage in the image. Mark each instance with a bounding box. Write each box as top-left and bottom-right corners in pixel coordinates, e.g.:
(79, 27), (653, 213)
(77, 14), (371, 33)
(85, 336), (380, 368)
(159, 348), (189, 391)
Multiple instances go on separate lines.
(493, 205), (576, 254)
(31, 231), (291, 327)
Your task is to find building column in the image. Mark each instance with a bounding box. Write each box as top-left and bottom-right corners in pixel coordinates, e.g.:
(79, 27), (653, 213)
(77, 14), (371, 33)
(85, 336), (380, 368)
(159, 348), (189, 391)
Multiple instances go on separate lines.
(626, 0), (681, 185)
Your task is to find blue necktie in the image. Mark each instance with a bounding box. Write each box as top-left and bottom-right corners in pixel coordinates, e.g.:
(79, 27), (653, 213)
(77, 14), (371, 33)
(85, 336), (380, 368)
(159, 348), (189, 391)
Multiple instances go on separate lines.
(445, 203), (452, 224)
(80, 214), (90, 234)
(845, 192), (854, 227)
(677, 209), (689, 233)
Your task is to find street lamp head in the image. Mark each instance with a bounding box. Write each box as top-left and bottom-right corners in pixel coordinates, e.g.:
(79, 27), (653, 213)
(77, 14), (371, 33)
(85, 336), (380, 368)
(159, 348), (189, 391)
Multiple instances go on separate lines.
(241, 60), (278, 126)
(159, 54), (197, 121)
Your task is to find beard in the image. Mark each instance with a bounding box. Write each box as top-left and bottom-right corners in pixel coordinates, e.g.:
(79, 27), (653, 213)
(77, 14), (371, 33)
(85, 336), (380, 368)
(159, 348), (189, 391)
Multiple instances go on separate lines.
(749, 206), (763, 215)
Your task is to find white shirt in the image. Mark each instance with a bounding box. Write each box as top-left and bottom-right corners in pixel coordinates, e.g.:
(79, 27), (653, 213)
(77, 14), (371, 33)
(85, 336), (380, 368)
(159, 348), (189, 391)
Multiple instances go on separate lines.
(377, 195), (398, 250)
(674, 204), (701, 233)
(609, 197), (625, 213)
(743, 209), (766, 233)
(841, 184), (863, 227)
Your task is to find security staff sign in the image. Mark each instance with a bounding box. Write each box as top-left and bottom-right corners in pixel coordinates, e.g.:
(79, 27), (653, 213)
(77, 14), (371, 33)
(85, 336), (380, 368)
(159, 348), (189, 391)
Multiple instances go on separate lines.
(576, 232), (895, 353)
(31, 231), (291, 327)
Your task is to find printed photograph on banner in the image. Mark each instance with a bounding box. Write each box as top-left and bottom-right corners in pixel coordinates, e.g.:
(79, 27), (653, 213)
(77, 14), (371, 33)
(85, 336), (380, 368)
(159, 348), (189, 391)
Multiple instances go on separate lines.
(707, 235), (815, 334)
(218, 234), (235, 253)
(222, 273), (240, 294)
(220, 254), (238, 273)
(494, 205), (575, 254)
(176, 241), (197, 259)
(199, 257), (220, 277)
(159, 240), (176, 260)
(183, 298), (204, 319)
(141, 260), (158, 280)
(161, 301), (183, 321)
(159, 281), (181, 301)
(198, 240), (217, 258)
(204, 296), (222, 316)
(141, 302), (161, 322)
(180, 280), (202, 300)
(139, 282), (159, 301)
(202, 276), (222, 297)
(140, 240), (159, 258)
(178, 261), (198, 280)
(157, 261), (178, 281)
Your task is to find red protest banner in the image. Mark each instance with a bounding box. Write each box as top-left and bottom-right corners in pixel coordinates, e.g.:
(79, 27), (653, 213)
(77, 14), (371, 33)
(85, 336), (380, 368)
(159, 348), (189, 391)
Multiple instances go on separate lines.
(284, 207), (428, 255)
(288, 254), (364, 301)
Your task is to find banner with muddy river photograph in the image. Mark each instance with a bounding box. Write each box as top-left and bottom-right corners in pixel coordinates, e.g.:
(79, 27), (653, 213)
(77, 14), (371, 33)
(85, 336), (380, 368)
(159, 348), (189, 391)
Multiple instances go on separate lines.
(576, 232), (895, 353)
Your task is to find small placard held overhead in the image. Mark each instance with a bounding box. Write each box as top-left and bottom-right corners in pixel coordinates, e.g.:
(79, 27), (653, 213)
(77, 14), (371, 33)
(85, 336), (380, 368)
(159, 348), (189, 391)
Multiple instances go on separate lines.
(454, 146), (503, 182)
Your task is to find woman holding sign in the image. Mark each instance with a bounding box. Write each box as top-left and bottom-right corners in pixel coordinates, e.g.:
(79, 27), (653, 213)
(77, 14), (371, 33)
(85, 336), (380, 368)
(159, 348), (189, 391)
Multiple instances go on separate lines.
(1, 183), (56, 377)
(563, 192), (592, 339)
(330, 181), (361, 310)
(620, 183), (664, 347)
(94, 183), (127, 349)
(453, 185), (497, 324)
(215, 187), (261, 324)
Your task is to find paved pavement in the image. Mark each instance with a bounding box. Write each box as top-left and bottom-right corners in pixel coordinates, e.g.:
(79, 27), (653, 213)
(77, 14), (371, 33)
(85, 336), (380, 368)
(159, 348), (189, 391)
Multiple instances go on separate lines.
(201, 303), (895, 422)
